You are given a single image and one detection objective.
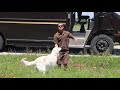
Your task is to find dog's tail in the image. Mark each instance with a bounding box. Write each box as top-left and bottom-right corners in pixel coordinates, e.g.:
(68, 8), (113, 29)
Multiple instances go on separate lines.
(21, 58), (35, 66)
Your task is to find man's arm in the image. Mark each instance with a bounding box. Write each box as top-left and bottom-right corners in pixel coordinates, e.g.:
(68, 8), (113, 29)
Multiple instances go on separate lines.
(68, 32), (77, 41)
(54, 34), (59, 47)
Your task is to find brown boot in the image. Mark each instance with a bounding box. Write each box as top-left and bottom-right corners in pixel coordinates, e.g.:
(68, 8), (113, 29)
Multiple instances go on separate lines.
(58, 64), (61, 69)
(64, 64), (68, 71)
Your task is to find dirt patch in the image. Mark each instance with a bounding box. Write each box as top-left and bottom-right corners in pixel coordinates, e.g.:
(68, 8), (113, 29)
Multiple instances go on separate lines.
(70, 64), (86, 69)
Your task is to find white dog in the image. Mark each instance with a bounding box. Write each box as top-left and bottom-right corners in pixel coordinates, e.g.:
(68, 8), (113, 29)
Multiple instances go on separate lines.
(21, 47), (61, 74)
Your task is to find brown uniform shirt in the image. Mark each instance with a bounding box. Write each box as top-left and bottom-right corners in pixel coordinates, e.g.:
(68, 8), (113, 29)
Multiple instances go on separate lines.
(54, 30), (74, 50)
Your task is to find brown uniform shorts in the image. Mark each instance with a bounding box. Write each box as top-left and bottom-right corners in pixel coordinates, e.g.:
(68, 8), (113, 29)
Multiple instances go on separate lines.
(57, 50), (69, 65)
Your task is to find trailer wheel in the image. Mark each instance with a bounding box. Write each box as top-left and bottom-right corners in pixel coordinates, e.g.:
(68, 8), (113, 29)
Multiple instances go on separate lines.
(90, 34), (114, 54)
(0, 35), (4, 52)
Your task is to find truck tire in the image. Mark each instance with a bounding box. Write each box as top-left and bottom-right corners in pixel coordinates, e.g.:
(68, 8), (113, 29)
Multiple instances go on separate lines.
(0, 35), (4, 52)
(90, 34), (114, 54)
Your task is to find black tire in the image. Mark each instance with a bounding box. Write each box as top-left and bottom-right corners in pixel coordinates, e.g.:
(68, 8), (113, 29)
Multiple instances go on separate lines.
(0, 35), (4, 52)
(90, 34), (114, 55)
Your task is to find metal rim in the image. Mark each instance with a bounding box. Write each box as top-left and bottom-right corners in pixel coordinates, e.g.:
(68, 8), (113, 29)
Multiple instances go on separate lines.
(96, 39), (109, 52)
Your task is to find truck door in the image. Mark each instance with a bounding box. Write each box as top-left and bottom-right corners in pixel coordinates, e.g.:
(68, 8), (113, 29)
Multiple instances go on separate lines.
(66, 12), (75, 31)
(67, 12), (91, 48)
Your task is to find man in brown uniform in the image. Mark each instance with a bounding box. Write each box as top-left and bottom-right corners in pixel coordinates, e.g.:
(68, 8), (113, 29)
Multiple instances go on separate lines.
(54, 23), (77, 70)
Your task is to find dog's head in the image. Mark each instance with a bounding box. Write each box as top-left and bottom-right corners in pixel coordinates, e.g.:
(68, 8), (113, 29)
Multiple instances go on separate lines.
(51, 47), (61, 55)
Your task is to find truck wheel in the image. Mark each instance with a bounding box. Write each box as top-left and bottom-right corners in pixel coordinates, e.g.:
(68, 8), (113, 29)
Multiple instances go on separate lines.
(0, 35), (4, 52)
(90, 34), (114, 54)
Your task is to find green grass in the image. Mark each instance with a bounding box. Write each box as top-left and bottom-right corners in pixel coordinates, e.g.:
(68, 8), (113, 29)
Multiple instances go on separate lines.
(73, 23), (88, 32)
(0, 55), (120, 78)
(114, 42), (120, 46)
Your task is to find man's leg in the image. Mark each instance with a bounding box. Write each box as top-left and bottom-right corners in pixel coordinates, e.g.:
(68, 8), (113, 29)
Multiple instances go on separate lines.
(57, 51), (64, 69)
(63, 51), (69, 71)
(64, 64), (68, 71)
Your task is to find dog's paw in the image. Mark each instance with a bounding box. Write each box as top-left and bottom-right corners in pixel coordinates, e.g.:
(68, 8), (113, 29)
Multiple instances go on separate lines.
(42, 71), (46, 75)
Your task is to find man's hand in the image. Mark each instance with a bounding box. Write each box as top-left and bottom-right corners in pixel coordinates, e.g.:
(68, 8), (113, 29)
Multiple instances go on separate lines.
(74, 37), (78, 42)
(55, 44), (58, 47)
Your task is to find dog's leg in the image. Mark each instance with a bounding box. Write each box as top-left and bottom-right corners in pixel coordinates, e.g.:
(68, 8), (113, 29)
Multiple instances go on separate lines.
(36, 63), (46, 74)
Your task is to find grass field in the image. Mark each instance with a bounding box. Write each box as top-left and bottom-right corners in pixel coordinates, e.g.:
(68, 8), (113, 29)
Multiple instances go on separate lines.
(0, 54), (120, 78)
